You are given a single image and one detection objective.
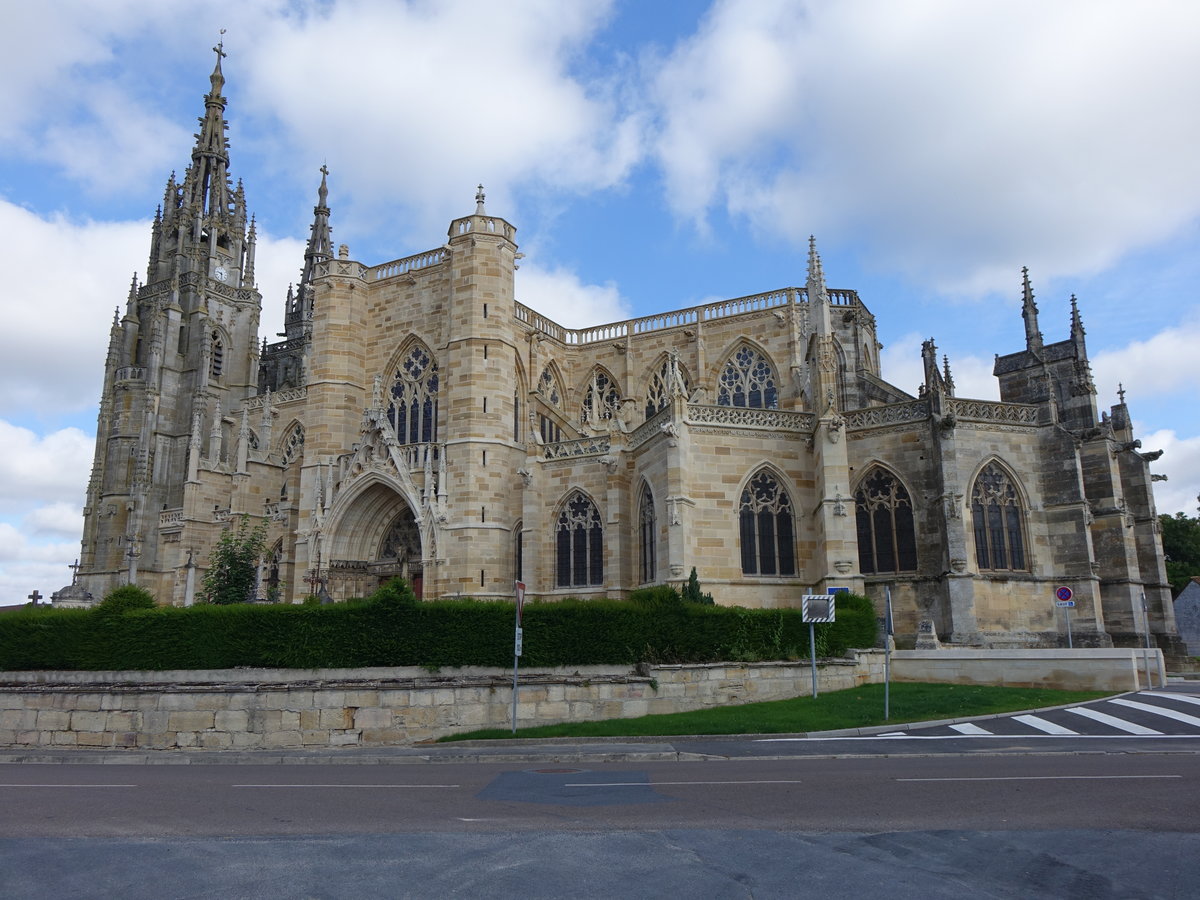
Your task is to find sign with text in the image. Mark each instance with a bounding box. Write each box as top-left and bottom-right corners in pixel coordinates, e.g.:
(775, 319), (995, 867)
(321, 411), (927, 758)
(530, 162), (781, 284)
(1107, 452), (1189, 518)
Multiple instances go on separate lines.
(802, 594), (836, 623)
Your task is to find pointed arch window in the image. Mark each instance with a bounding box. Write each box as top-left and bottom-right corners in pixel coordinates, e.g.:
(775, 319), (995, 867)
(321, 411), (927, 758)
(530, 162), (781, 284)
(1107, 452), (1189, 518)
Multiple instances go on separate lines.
(581, 369), (621, 425)
(645, 358), (690, 420)
(638, 483), (657, 584)
(538, 366), (562, 408)
(555, 490), (603, 587)
(739, 470), (796, 576)
(718, 345), (778, 409)
(281, 425), (305, 466)
(210, 332), (224, 380)
(971, 462), (1027, 571)
(855, 468), (917, 574)
(388, 344), (439, 444)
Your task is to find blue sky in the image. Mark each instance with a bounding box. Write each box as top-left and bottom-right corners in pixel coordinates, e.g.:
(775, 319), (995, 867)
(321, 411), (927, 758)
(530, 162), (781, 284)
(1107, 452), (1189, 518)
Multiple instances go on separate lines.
(1, 0), (1197, 602)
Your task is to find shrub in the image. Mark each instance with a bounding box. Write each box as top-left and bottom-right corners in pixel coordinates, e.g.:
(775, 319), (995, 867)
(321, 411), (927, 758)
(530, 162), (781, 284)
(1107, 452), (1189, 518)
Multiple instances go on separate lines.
(366, 577), (418, 607)
(199, 515), (267, 605)
(681, 568), (715, 605)
(95, 584), (157, 616)
(629, 584), (682, 607)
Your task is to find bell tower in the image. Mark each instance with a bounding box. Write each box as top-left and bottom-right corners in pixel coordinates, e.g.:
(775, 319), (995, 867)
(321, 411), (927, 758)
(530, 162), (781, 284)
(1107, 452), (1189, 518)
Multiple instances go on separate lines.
(77, 41), (263, 601)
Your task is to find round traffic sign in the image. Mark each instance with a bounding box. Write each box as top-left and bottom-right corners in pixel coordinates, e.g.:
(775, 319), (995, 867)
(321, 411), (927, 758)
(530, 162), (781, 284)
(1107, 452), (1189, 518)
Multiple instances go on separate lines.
(1055, 586), (1073, 602)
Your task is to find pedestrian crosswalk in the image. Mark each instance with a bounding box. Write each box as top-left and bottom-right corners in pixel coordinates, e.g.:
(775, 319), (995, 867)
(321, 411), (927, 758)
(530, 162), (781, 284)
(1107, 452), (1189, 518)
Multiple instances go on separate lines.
(877, 688), (1200, 739)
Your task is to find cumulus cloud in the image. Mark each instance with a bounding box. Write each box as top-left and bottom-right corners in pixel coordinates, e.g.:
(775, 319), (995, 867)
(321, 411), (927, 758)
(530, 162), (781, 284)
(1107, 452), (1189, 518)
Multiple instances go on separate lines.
(652, 0), (1200, 294)
(515, 264), (631, 329)
(879, 332), (998, 400)
(1139, 428), (1200, 517)
(240, 0), (644, 247)
(0, 422), (93, 513)
(0, 522), (81, 603)
(1091, 317), (1200, 403)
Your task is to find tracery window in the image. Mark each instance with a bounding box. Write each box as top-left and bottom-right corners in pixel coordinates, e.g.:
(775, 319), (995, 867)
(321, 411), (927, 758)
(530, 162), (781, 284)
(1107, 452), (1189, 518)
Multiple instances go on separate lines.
(644, 358), (690, 420)
(281, 425), (305, 466)
(971, 462), (1027, 571)
(638, 483), (657, 584)
(210, 332), (224, 379)
(580, 369), (621, 425)
(854, 468), (917, 574)
(388, 344), (439, 444)
(555, 490), (603, 587)
(538, 367), (562, 408)
(717, 345), (778, 409)
(739, 470), (796, 576)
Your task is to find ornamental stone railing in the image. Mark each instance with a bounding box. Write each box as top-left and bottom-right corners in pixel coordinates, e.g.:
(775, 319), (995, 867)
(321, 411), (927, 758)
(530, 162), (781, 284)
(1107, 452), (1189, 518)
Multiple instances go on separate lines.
(946, 398), (1040, 426)
(514, 284), (864, 346)
(114, 366), (147, 382)
(543, 435), (611, 460)
(158, 509), (184, 528)
(685, 404), (816, 432)
(843, 400), (930, 431)
(245, 387), (307, 409)
(629, 407), (672, 449)
(371, 248), (448, 281)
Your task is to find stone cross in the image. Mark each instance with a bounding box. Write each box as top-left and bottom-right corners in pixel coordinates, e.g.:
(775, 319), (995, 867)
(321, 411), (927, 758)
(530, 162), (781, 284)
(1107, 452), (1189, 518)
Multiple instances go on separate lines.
(27, 590), (42, 604)
(69, 559), (81, 586)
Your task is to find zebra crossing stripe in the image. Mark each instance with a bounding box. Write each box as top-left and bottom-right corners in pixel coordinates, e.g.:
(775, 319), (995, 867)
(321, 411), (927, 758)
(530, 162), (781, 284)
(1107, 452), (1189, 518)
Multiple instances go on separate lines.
(1067, 706), (1162, 735)
(1012, 714), (1078, 735)
(1110, 698), (1200, 728)
(948, 722), (992, 735)
(1140, 692), (1200, 708)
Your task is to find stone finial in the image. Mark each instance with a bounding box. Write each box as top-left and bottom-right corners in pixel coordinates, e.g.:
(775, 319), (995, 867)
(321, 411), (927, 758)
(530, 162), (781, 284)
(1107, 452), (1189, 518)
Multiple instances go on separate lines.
(475, 184), (486, 215)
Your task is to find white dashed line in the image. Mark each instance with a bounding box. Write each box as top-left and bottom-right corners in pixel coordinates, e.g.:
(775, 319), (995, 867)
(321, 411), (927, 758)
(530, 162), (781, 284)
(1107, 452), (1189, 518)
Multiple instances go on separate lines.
(1067, 707), (1162, 735)
(1012, 714), (1079, 735)
(1139, 692), (1200, 707)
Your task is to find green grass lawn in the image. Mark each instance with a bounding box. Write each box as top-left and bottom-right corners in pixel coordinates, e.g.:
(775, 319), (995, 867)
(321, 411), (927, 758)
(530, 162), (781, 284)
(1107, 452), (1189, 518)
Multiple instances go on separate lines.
(439, 682), (1111, 742)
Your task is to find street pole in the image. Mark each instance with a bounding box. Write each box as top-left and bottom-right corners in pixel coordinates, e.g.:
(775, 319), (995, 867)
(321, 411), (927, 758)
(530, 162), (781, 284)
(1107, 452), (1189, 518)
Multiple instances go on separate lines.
(884, 586), (893, 722)
(809, 622), (818, 699)
(512, 581), (525, 734)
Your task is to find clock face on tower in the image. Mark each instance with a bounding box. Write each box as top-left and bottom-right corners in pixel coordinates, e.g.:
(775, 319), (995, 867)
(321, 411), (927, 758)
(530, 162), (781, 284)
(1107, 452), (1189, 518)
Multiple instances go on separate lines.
(213, 266), (228, 282)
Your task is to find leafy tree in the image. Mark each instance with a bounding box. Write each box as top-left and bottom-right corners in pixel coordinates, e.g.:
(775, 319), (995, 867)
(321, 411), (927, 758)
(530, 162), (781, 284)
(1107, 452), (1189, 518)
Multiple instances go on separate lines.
(95, 583), (157, 615)
(199, 515), (268, 605)
(1161, 510), (1200, 597)
(366, 577), (418, 607)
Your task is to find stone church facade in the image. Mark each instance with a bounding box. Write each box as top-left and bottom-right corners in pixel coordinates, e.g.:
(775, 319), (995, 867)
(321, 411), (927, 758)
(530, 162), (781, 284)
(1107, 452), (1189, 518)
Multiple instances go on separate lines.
(65, 49), (1179, 652)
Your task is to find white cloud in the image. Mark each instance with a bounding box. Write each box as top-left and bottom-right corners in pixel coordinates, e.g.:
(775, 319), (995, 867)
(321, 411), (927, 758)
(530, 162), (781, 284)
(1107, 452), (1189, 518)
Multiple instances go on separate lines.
(1140, 428), (1200, 517)
(0, 422), (93, 513)
(240, 0), (644, 246)
(879, 332), (998, 400)
(515, 264), (631, 329)
(652, 0), (1200, 294)
(1091, 318), (1200, 403)
(0, 522), (80, 604)
(24, 502), (85, 540)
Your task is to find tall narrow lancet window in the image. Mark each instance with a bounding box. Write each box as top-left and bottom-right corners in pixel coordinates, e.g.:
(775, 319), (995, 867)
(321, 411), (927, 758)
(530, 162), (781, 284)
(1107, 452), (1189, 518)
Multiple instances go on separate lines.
(555, 490), (603, 588)
(644, 358), (690, 420)
(210, 332), (224, 380)
(971, 462), (1027, 571)
(638, 483), (657, 584)
(739, 470), (796, 576)
(537, 366), (563, 444)
(580, 369), (621, 426)
(854, 468), (918, 574)
(717, 345), (778, 409)
(388, 343), (439, 444)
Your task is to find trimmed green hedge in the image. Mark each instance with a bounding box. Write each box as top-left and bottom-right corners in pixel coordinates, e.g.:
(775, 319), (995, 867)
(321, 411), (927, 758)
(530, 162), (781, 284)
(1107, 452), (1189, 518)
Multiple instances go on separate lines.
(0, 592), (878, 672)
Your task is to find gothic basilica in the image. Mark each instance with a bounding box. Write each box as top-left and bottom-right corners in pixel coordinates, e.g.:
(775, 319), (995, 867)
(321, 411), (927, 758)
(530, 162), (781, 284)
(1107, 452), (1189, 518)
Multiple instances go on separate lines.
(61, 49), (1180, 652)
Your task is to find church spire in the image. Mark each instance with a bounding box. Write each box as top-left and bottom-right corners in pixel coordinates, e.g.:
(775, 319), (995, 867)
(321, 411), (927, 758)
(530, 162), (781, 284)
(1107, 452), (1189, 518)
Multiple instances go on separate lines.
(1021, 266), (1043, 353)
(182, 36), (234, 220)
(1070, 293), (1086, 347)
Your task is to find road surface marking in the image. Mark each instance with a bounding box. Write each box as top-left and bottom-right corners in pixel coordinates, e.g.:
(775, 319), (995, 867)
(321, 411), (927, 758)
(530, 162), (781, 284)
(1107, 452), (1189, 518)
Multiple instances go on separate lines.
(949, 723), (993, 735)
(565, 780), (804, 787)
(1067, 707), (1162, 734)
(1109, 698), (1200, 728)
(0, 784), (136, 788)
(234, 784), (460, 788)
(756, 733), (1200, 741)
(1141, 692), (1200, 707)
(896, 775), (1181, 782)
(1013, 714), (1079, 735)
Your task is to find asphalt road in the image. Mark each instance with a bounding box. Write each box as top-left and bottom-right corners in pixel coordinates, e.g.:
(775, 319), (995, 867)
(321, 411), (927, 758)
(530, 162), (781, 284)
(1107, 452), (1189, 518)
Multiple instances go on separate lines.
(2, 751), (1198, 898)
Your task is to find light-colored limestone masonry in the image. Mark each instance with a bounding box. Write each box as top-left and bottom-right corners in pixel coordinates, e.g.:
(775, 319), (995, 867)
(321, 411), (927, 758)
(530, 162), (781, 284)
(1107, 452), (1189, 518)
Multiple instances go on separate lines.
(0, 648), (1162, 750)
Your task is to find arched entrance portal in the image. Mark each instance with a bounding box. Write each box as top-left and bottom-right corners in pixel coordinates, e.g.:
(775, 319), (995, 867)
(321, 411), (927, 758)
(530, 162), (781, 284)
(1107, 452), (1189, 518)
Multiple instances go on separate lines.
(324, 478), (425, 600)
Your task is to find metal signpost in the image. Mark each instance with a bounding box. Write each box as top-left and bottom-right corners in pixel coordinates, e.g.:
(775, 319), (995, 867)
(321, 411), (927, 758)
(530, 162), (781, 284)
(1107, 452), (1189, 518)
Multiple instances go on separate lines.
(884, 586), (894, 721)
(1054, 586), (1075, 648)
(1140, 592), (1156, 689)
(511, 581), (526, 734)
(802, 594), (836, 699)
